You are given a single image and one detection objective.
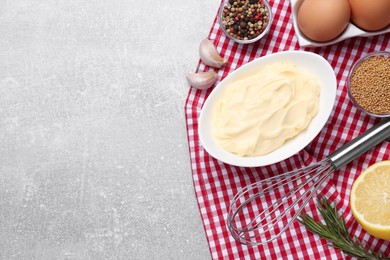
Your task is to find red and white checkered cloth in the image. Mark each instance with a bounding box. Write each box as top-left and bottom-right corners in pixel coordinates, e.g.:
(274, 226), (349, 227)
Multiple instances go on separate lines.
(185, 0), (390, 259)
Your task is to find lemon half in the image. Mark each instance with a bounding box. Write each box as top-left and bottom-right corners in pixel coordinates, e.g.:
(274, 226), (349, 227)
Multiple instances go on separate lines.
(350, 160), (390, 240)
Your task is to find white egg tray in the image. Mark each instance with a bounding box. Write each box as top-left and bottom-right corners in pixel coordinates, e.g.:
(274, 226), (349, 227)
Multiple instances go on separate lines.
(289, 0), (390, 47)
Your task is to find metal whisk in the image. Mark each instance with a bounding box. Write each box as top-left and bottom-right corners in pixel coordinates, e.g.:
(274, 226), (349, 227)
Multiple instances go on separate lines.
(227, 118), (390, 246)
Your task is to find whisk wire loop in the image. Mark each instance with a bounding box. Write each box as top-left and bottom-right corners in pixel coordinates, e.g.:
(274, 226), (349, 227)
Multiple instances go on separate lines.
(229, 163), (321, 231)
(249, 163), (333, 232)
(227, 160), (335, 245)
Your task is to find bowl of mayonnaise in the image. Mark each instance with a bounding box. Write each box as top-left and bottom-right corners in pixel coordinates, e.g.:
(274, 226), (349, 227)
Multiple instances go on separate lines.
(198, 50), (337, 167)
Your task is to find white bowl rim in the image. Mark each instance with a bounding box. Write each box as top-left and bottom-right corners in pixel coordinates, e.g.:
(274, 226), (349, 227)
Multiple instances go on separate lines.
(198, 50), (337, 167)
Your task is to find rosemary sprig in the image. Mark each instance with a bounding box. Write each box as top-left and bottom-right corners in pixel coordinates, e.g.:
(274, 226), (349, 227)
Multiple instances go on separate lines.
(298, 197), (390, 260)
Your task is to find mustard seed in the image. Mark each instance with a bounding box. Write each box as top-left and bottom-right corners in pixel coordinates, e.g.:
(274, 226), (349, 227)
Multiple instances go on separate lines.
(349, 55), (390, 115)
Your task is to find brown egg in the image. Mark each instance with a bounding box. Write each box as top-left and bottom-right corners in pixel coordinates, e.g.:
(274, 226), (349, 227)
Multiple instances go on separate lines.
(349, 0), (390, 31)
(297, 0), (351, 42)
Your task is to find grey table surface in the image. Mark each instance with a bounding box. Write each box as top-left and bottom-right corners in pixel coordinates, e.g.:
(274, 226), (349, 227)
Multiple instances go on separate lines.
(0, 0), (220, 259)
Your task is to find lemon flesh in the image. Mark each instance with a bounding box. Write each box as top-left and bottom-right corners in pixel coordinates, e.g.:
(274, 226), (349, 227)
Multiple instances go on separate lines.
(350, 160), (390, 240)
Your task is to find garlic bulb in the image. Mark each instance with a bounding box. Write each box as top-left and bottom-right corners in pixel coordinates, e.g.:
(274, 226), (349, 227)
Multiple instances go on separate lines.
(186, 71), (218, 90)
(199, 38), (228, 68)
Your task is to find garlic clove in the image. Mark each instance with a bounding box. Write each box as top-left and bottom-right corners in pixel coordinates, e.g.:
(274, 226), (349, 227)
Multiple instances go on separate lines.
(199, 38), (228, 68)
(186, 71), (218, 90)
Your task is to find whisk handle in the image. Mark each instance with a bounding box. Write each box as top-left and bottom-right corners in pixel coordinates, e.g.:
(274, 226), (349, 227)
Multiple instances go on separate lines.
(328, 118), (390, 170)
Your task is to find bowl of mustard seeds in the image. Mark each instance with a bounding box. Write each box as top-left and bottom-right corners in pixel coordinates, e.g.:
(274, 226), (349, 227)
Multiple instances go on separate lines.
(347, 51), (390, 117)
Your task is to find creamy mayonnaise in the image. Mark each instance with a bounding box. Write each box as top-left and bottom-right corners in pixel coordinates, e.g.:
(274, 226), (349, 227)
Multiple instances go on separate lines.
(212, 61), (320, 157)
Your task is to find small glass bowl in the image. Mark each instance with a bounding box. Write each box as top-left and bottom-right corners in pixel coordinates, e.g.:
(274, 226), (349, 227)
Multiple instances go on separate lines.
(218, 0), (273, 44)
(346, 51), (390, 118)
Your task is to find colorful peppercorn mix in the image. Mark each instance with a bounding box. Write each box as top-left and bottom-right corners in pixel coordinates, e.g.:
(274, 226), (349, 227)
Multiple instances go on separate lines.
(220, 0), (270, 41)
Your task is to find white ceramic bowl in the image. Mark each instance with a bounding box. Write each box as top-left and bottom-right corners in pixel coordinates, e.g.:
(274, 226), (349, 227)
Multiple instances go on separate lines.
(289, 0), (390, 47)
(198, 50), (337, 167)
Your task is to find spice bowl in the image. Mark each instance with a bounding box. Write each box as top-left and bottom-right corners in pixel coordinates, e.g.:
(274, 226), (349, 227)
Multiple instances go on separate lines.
(218, 0), (273, 44)
(347, 51), (390, 118)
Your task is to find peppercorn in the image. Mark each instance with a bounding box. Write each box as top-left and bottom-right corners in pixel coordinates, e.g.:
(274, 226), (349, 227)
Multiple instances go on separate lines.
(220, 0), (270, 41)
(239, 21), (247, 28)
